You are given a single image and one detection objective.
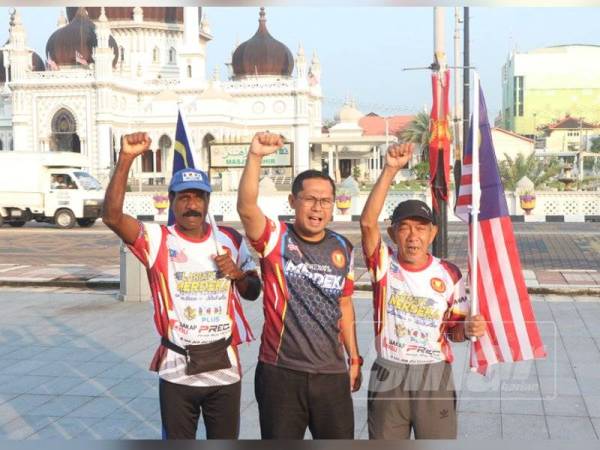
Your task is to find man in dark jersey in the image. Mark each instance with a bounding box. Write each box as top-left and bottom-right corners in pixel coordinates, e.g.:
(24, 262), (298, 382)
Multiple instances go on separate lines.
(237, 132), (362, 439)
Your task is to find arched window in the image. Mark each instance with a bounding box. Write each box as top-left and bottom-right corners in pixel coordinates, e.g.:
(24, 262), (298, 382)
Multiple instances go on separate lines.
(141, 150), (154, 173)
(158, 134), (172, 173)
(120, 46), (125, 63)
(187, 65), (192, 78)
(169, 47), (176, 64)
(50, 108), (80, 153)
(153, 47), (160, 64)
(0, 139), (3, 151)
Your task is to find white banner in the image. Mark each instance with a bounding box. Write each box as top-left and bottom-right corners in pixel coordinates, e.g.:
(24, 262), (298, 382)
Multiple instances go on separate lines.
(210, 144), (292, 167)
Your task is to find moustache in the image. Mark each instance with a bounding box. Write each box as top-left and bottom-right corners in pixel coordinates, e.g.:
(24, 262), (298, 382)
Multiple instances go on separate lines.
(183, 210), (202, 217)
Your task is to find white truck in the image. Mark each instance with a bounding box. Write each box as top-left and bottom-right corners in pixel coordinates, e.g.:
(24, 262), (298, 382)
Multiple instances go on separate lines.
(0, 152), (105, 229)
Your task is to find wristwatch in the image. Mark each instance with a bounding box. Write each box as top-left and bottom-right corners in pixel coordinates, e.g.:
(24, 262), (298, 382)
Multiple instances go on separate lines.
(348, 356), (364, 367)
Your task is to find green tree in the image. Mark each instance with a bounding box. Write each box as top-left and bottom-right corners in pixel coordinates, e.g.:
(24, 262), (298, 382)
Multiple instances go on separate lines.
(411, 161), (430, 181)
(400, 111), (431, 161)
(499, 153), (561, 190)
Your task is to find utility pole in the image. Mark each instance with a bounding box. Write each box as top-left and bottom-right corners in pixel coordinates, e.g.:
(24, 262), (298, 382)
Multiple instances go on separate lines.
(453, 8), (463, 197)
(462, 7), (470, 191)
(432, 7), (448, 259)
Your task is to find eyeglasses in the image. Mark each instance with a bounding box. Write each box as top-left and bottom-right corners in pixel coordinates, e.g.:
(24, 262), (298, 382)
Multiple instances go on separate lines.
(296, 195), (334, 209)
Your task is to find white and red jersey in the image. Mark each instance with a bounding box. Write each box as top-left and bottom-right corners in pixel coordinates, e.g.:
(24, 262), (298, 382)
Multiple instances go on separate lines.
(364, 240), (468, 365)
(128, 222), (256, 387)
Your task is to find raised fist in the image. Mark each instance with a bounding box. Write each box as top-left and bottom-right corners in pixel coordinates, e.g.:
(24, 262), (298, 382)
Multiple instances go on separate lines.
(249, 132), (285, 157)
(121, 132), (152, 156)
(385, 142), (413, 169)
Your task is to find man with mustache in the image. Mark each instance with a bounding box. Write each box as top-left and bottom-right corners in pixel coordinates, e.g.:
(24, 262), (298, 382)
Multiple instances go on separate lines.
(237, 132), (361, 439)
(103, 132), (261, 439)
(360, 143), (486, 439)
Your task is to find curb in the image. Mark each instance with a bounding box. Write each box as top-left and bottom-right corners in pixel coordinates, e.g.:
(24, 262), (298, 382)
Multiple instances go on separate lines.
(353, 282), (600, 296)
(1, 280), (599, 296)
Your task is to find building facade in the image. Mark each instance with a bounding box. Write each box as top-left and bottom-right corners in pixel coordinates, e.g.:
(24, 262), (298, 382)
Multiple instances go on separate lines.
(501, 45), (600, 137)
(0, 7), (324, 189)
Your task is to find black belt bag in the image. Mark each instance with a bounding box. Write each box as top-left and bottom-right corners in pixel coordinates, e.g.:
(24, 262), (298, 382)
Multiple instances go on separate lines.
(161, 335), (233, 375)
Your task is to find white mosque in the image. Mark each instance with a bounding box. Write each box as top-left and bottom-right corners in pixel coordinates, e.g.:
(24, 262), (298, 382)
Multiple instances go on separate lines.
(0, 6), (325, 189)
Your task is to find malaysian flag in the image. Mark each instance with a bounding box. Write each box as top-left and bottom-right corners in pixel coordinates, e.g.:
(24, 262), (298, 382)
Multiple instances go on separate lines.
(455, 77), (546, 375)
(75, 50), (88, 66)
(429, 69), (451, 212)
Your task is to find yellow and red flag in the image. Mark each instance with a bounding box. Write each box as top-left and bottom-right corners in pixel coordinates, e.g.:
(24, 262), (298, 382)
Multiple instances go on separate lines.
(429, 70), (451, 211)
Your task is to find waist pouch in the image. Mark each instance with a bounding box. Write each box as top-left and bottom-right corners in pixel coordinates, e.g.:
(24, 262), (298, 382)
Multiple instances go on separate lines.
(161, 335), (233, 375)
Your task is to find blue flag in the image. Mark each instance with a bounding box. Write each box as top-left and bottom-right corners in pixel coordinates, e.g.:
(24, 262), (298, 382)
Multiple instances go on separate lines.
(169, 109), (198, 225)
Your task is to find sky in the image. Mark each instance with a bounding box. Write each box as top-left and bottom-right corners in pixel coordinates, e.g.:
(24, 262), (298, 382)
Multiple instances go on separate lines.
(1, 6), (599, 121)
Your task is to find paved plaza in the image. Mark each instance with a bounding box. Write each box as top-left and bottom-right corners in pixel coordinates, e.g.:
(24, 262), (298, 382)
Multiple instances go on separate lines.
(0, 221), (599, 439)
(0, 287), (599, 440)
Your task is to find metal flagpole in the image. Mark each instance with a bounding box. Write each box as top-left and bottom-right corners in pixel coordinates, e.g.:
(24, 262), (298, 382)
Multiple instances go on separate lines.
(178, 103), (224, 256)
(470, 71), (481, 342)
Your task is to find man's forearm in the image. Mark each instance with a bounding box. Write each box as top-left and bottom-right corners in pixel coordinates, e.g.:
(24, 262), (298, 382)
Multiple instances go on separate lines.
(237, 152), (262, 217)
(360, 165), (399, 228)
(103, 153), (135, 226)
(340, 298), (360, 358)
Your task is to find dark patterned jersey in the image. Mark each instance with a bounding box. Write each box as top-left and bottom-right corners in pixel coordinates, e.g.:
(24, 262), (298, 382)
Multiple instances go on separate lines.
(249, 218), (355, 373)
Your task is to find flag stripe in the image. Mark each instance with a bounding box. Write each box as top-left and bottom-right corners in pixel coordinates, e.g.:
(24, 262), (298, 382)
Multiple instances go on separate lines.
(501, 218), (547, 358)
(489, 219), (533, 360)
(481, 219), (522, 361)
(475, 227), (513, 362)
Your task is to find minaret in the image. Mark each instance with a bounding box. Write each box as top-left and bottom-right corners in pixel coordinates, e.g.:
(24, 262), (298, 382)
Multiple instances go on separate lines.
(93, 7), (113, 79)
(309, 50), (321, 85)
(94, 7), (114, 181)
(296, 43), (307, 79)
(179, 7), (207, 82)
(57, 9), (67, 28)
(7, 9), (28, 81)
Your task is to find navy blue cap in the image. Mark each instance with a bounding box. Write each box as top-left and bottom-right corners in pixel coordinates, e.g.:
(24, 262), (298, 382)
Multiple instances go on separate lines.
(168, 168), (212, 193)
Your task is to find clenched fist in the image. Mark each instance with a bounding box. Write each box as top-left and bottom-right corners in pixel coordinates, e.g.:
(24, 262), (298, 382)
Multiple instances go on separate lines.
(249, 132), (285, 157)
(121, 132), (152, 157)
(385, 142), (413, 170)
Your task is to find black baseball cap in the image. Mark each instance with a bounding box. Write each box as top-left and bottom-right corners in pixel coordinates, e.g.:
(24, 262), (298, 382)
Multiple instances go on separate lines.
(390, 200), (435, 225)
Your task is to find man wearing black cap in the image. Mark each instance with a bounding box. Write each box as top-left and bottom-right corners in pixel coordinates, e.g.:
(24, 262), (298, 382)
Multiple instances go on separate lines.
(360, 143), (486, 439)
(103, 132), (261, 439)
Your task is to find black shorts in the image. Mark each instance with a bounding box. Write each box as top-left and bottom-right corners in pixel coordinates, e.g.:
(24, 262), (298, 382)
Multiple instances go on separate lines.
(159, 378), (241, 439)
(254, 361), (354, 439)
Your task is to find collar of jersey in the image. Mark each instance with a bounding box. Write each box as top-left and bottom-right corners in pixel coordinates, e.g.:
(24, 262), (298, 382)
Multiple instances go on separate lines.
(173, 223), (212, 243)
(397, 253), (433, 272)
(288, 224), (328, 245)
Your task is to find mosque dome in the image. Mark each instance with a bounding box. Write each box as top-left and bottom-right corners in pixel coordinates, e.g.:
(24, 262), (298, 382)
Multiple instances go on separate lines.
(46, 7), (119, 68)
(65, 7), (194, 24)
(232, 8), (294, 78)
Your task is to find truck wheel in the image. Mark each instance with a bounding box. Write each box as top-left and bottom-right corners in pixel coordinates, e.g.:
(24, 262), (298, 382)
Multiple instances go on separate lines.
(76, 218), (96, 228)
(8, 221), (26, 227)
(54, 209), (76, 229)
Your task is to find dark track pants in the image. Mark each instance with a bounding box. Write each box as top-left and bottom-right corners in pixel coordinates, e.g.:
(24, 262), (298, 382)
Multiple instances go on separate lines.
(159, 378), (241, 439)
(254, 361), (354, 439)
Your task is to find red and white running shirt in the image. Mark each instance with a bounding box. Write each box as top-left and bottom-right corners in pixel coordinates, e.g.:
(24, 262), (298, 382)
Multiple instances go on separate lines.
(364, 240), (469, 365)
(128, 222), (255, 387)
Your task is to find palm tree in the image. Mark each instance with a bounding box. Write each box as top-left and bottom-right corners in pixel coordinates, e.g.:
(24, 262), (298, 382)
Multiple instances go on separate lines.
(499, 153), (561, 190)
(400, 111), (431, 161)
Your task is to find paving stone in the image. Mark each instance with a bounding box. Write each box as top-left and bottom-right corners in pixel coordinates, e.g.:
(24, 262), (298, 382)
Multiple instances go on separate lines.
(546, 416), (598, 439)
(80, 416), (140, 439)
(457, 412), (502, 439)
(28, 376), (86, 396)
(584, 395), (600, 418)
(502, 413), (549, 439)
(28, 395), (93, 417)
(66, 396), (126, 419)
(501, 398), (544, 415)
(539, 376), (580, 397)
(34, 417), (99, 439)
(63, 377), (122, 397)
(544, 395), (589, 417)
(0, 415), (57, 439)
(1, 394), (54, 416)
